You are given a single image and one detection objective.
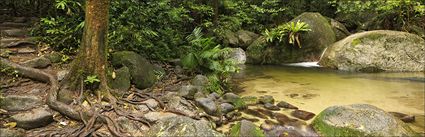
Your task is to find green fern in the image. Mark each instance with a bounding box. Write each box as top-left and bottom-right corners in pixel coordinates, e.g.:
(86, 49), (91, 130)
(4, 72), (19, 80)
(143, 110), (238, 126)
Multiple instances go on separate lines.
(263, 20), (311, 48)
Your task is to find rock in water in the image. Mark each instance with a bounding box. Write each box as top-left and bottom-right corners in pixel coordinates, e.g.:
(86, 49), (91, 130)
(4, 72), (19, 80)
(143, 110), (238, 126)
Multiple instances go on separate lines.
(312, 104), (418, 136)
(111, 51), (164, 89)
(11, 107), (54, 129)
(146, 116), (224, 137)
(320, 30), (425, 72)
(276, 101), (298, 109)
(258, 95), (275, 104)
(230, 120), (265, 137)
(264, 103), (280, 111)
(291, 110), (315, 120)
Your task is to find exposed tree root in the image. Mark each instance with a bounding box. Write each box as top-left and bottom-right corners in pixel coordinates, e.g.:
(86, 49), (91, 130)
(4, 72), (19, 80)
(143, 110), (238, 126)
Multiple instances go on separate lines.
(0, 57), (140, 136)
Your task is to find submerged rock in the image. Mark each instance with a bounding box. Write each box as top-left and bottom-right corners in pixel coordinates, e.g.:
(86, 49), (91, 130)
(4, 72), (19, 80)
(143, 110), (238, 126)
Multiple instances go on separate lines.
(259, 95), (275, 104)
(312, 104), (417, 136)
(11, 107), (54, 129)
(291, 110), (315, 120)
(0, 95), (43, 111)
(320, 30), (425, 72)
(276, 101), (298, 109)
(147, 116), (224, 137)
(389, 112), (415, 123)
(264, 103), (280, 111)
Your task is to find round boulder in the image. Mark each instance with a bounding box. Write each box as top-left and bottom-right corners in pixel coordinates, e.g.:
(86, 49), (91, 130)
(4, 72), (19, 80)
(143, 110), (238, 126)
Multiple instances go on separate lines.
(312, 104), (417, 136)
(280, 12), (336, 63)
(320, 30), (425, 72)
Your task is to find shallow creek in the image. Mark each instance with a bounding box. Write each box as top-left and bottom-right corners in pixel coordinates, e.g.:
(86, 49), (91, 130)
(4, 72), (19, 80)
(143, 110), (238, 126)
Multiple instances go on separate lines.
(230, 65), (425, 133)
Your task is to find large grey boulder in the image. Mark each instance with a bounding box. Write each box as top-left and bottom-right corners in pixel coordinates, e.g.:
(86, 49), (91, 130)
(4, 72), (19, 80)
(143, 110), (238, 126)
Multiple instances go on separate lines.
(146, 116), (224, 137)
(11, 107), (54, 129)
(320, 30), (425, 72)
(280, 12), (336, 63)
(111, 51), (164, 89)
(312, 104), (417, 136)
(0, 95), (43, 111)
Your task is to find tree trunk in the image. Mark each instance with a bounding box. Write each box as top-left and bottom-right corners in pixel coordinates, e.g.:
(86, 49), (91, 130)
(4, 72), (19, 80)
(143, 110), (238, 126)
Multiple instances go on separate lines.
(213, 0), (219, 26)
(62, 0), (109, 93)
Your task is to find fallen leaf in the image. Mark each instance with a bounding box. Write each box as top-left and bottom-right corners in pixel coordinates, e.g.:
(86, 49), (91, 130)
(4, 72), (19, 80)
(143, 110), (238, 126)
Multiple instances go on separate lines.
(3, 122), (17, 128)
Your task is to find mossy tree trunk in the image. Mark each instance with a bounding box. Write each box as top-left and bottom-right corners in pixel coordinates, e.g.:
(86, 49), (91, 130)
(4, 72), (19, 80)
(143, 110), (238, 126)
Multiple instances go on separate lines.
(62, 0), (109, 94)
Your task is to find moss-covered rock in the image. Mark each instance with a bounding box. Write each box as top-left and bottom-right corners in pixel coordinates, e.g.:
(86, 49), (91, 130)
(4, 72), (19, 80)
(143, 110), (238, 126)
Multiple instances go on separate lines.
(230, 120), (265, 137)
(108, 66), (131, 95)
(279, 12), (336, 63)
(312, 104), (418, 137)
(111, 51), (164, 89)
(246, 36), (282, 64)
(246, 12), (336, 64)
(320, 30), (425, 72)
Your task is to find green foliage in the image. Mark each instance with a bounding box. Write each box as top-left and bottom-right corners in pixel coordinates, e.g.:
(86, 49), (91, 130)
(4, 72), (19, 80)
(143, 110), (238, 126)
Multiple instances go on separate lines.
(31, 0), (84, 54)
(0, 64), (19, 82)
(181, 27), (238, 75)
(181, 27), (239, 94)
(84, 75), (100, 85)
(109, 0), (192, 60)
(330, 0), (425, 30)
(264, 21), (311, 48)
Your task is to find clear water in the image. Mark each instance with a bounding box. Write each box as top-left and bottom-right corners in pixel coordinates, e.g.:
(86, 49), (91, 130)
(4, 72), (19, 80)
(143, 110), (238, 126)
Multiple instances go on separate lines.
(234, 65), (425, 132)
